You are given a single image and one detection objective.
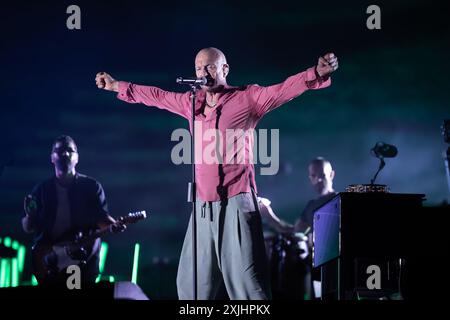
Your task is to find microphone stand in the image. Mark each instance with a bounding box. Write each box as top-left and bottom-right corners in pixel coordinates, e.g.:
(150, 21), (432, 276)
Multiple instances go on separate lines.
(186, 84), (198, 300)
(370, 157), (385, 185)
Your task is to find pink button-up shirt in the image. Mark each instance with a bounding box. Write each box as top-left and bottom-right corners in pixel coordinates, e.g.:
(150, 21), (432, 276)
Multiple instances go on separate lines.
(117, 67), (331, 201)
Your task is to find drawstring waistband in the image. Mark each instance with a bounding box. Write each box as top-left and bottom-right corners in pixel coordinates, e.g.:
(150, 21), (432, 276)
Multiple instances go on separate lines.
(201, 202), (206, 218)
(200, 202), (214, 221)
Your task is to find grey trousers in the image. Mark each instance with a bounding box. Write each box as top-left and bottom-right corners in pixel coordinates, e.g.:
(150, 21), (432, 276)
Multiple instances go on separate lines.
(176, 192), (271, 300)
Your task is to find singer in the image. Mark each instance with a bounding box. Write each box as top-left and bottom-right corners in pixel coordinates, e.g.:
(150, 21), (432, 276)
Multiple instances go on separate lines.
(94, 47), (338, 300)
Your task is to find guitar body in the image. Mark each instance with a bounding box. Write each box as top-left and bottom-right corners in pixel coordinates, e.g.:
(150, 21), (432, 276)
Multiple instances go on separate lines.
(32, 233), (97, 284)
(31, 210), (146, 284)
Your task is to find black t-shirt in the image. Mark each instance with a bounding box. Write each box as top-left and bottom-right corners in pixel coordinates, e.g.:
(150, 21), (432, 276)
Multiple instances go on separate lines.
(27, 173), (109, 250)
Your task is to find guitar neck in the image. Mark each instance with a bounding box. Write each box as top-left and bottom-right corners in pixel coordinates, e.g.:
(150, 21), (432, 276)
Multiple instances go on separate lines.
(73, 226), (112, 245)
(75, 210), (146, 244)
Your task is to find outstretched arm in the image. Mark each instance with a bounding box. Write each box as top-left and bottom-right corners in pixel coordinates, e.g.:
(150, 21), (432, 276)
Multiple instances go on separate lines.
(95, 72), (190, 119)
(250, 52), (339, 118)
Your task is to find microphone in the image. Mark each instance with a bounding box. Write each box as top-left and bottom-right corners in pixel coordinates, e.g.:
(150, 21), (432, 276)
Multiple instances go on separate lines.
(176, 77), (207, 86)
(371, 142), (398, 158)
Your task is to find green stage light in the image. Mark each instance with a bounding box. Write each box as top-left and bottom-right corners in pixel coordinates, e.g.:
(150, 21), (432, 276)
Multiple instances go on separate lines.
(3, 237), (11, 247)
(132, 243), (140, 284)
(12, 240), (19, 250)
(18, 245), (26, 274)
(99, 242), (108, 273)
(0, 259), (10, 287)
(0, 259), (5, 287)
(96, 242), (109, 283)
(31, 275), (38, 286)
(11, 258), (19, 287)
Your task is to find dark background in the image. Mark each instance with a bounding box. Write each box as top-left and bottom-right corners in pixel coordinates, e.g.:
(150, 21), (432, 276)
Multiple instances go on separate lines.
(1, 0), (449, 298)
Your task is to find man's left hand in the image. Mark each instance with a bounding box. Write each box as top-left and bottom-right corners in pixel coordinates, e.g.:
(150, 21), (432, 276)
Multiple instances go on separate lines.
(316, 53), (339, 78)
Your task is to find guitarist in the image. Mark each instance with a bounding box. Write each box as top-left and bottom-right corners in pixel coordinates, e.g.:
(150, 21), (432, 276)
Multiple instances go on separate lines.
(21, 135), (124, 285)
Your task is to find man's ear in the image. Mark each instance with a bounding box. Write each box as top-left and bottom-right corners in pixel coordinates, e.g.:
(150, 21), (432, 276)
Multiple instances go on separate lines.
(330, 170), (335, 180)
(223, 63), (230, 77)
(73, 153), (79, 165)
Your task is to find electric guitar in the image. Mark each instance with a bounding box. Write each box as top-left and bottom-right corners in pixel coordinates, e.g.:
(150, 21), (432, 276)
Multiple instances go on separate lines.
(32, 210), (146, 284)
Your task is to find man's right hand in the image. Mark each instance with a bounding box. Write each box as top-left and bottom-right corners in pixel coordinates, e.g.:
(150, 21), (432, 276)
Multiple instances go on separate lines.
(24, 195), (37, 217)
(95, 72), (119, 92)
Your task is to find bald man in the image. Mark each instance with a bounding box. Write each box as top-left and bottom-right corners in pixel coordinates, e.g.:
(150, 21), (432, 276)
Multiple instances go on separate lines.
(294, 157), (337, 233)
(293, 157), (337, 299)
(95, 48), (338, 300)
